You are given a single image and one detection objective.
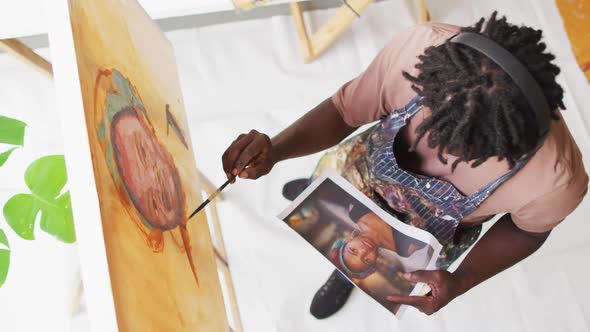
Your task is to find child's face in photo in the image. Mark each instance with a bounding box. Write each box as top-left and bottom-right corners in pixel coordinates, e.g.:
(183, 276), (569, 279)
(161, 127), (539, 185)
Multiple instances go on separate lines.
(344, 236), (377, 272)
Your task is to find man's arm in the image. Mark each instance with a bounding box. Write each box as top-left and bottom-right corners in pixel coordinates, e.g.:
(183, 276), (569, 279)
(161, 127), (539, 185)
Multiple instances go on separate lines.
(271, 98), (358, 163)
(452, 213), (550, 295)
(222, 97), (357, 179)
(221, 26), (425, 179)
(387, 213), (550, 315)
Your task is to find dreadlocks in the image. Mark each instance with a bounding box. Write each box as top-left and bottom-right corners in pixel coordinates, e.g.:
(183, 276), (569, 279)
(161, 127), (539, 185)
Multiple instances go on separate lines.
(403, 11), (565, 170)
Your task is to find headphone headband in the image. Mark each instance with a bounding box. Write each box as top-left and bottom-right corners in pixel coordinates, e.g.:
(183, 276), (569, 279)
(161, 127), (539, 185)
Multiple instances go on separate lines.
(450, 32), (551, 143)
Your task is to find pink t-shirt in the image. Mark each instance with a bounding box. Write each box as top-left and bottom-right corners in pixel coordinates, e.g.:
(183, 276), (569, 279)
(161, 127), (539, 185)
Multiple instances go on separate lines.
(332, 23), (588, 233)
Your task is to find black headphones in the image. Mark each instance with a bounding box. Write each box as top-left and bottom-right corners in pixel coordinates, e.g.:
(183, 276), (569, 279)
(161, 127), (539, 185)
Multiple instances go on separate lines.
(449, 32), (552, 160)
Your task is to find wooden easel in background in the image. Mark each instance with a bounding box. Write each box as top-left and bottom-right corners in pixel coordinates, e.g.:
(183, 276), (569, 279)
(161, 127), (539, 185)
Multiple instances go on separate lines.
(290, 0), (431, 63)
(0, 39), (53, 78)
(0, 38), (243, 332)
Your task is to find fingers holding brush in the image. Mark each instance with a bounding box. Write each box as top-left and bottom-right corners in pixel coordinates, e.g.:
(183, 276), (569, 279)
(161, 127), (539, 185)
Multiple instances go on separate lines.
(232, 131), (268, 174)
(222, 133), (251, 178)
(239, 154), (273, 179)
(222, 129), (275, 182)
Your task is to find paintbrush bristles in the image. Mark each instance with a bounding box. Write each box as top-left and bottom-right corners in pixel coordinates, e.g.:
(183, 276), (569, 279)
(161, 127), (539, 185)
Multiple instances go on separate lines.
(188, 175), (236, 220)
(208, 189), (222, 201)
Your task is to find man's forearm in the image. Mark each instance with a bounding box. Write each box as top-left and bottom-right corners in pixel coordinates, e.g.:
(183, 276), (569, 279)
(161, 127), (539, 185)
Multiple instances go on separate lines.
(452, 214), (550, 296)
(271, 98), (357, 163)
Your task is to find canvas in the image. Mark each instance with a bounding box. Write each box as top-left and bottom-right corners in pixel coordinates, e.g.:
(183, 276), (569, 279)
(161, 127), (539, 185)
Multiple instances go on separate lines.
(47, 0), (228, 330)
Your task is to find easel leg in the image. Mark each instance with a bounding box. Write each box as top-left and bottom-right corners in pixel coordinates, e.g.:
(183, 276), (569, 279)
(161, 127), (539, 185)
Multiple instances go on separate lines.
(308, 0), (374, 62)
(0, 39), (53, 78)
(417, 0), (431, 23)
(217, 257), (243, 332)
(70, 269), (84, 317)
(196, 170), (243, 332)
(290, 0), (374, 63)
(290, 2), (314, 63)
(209, 198), (244, 332)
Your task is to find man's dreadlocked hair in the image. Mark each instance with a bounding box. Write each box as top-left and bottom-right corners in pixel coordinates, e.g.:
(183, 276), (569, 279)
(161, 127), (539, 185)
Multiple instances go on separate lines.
(403, 11), (565, 170)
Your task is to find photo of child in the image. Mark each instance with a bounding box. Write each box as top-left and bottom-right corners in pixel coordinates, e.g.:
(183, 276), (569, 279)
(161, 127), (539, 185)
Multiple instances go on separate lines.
(278, 171), (442, 316)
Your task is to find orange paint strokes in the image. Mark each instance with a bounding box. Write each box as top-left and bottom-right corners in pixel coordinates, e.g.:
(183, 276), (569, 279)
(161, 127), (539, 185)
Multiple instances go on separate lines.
(169, 228), (186, 252)
(148, 229), (164, 252)
(557, 0), (590, 82)
(180, 224), (199, 285)
(93, 68), (201, 288)
(94, 69), (112, 95)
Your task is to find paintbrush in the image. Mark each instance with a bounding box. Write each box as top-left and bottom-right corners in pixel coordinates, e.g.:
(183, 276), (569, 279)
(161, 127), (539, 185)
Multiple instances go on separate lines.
(188, 174), (236, 220)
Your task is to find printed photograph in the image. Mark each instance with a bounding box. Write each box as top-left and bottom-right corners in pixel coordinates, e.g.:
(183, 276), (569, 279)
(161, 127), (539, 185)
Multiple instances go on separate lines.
(278, 172), (442, 316)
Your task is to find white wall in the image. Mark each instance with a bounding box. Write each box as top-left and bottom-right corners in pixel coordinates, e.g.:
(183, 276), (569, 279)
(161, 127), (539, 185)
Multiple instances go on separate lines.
(0, 49), (80, 332)
(0, 0), (293, 39)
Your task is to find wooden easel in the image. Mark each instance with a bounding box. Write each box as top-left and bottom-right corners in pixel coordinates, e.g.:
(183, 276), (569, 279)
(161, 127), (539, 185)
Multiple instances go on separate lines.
(290, 0), (431, 63)
(417, 0), (430, 23)
(0, 39), (54, 78)
(0, 38), (243, 332)
(196, 169), (244, 332)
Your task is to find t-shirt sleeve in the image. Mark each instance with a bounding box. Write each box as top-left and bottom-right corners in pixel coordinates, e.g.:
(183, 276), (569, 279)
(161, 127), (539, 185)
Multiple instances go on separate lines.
(331, 23), (457, 127)
(511, 172), (589, 233)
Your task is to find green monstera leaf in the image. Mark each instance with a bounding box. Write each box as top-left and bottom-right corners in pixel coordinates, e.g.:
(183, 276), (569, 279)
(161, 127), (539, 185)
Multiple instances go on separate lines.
(0, 116), (26, 146)
(0, 229), (10, 287)
(0, 116), (25, 168)
(0, 147), (17, 167)
(3, 155), (76, 243)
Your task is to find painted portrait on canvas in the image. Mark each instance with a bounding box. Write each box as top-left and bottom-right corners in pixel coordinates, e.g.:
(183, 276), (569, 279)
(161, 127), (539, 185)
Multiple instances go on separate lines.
(67, 0), (227, 330)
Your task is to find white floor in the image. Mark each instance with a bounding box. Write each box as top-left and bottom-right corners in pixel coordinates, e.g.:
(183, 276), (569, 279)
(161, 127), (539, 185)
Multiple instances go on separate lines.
(2, 0), (590, 331)
(177, 1), (590, 331)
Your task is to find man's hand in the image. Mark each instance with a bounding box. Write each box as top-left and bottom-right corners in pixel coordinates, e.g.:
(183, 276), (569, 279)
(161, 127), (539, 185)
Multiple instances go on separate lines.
(386, 270), (464, 315)
(222, 129), (274, 181)
(385, 215), (551, 316)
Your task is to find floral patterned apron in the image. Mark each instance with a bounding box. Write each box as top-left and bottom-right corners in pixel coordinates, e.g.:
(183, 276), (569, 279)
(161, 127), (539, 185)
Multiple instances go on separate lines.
(312, 95), (528, 269)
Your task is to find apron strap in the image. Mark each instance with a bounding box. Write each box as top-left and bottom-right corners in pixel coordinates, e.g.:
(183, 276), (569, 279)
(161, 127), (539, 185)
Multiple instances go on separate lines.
(385, 95), (423, 120)
(402, 95), (423, 118)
